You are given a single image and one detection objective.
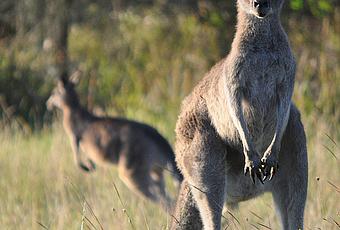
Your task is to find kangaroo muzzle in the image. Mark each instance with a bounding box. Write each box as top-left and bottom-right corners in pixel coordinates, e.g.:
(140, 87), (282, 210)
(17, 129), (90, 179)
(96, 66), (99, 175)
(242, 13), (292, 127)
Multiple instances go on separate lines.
(46, 97), (54, 110)
(253, 0), (272, 18)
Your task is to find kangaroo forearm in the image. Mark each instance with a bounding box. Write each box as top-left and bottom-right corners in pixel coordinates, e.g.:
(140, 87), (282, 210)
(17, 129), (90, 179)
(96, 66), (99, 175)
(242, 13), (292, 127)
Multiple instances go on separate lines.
(267, 89), (292, 154)
(70, 137), (81, 165)
(277, 102), (291, 138)
(72, 148), (81, 166)
(226, 90), (254, 155)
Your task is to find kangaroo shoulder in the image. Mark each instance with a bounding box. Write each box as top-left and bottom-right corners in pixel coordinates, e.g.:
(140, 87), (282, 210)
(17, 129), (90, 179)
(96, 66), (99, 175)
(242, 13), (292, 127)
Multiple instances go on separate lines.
(176, 59), (226, 141)
(176, 95), (211, 140)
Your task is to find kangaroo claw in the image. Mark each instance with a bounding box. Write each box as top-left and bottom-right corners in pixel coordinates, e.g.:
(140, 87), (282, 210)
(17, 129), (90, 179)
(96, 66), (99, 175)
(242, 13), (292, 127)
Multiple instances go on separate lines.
(79, 160), (96, 173)
(256, 171), (264, 184)
(261, 157), (279, 182)
(79, 163), (91, 172)
(269, 167), (276, 181)
(244, 158), (262, 184)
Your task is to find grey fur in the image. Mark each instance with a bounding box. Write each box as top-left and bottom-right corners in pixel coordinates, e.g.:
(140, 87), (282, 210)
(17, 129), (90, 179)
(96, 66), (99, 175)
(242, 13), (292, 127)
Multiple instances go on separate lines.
(46, 76), (182, 209)
(171, 0), (307, 229)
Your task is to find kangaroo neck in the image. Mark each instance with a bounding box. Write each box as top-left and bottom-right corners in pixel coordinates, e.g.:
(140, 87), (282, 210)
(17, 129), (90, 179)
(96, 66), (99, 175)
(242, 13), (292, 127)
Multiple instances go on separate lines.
(62, 103), (95, 136)
(231, 10), (283, 52)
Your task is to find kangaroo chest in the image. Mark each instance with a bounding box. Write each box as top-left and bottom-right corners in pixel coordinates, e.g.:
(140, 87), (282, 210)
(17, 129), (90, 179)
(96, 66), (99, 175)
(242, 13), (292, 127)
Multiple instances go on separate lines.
(242, 51), (290, 150)
(212, 50), (291, 151)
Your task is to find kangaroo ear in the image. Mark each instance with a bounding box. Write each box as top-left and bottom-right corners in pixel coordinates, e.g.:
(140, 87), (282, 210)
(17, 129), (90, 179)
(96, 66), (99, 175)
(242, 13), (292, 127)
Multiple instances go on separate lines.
(69, 70), (82, 85)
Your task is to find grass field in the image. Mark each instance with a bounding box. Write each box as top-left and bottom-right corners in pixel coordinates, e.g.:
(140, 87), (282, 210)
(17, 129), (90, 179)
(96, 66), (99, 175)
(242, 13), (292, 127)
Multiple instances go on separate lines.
(0, 117), (339, 230)
(0, 1), (339, 229)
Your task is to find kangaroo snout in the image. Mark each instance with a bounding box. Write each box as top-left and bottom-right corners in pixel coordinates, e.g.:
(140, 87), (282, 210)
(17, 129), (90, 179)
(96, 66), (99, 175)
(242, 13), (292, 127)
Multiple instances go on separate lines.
(46, 97), (54, 111)
(253, 0), (272, 18)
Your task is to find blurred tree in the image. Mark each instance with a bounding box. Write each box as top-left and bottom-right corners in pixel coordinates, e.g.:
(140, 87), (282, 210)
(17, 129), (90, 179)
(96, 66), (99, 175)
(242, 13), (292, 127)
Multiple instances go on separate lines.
(48, 0), (73, 79)
(0, 0), (339, 130)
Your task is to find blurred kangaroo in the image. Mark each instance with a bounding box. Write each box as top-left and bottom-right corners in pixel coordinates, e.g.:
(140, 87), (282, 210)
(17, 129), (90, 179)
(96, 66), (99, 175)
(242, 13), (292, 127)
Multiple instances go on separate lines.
(171, 0), (307, 229)
(46, 73), (182, 208)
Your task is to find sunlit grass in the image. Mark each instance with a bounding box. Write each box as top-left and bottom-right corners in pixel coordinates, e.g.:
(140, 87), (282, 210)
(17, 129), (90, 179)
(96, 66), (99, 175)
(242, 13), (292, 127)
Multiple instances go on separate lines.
(0, 6), (339, 230)
(0, 124), (170, 229)
(0, 117), (339, 229)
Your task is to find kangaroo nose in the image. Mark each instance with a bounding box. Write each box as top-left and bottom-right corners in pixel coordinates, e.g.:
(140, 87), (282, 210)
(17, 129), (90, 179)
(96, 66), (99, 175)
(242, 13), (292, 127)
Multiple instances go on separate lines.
(253, 0), (270, 9)
(253, 0), (271, 18)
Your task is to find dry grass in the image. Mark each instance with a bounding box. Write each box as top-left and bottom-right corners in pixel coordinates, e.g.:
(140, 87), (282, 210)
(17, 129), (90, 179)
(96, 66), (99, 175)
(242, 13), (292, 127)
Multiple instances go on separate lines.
(0, 123), (171, 229)
(0, 118), (339, 230)
(0, 4), (339, 230)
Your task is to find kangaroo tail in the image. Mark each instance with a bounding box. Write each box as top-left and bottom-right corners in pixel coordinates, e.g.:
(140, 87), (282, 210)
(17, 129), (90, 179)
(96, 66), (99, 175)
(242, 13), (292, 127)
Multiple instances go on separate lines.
(166, 153), (183, 183)
(143, 125), (183, 182)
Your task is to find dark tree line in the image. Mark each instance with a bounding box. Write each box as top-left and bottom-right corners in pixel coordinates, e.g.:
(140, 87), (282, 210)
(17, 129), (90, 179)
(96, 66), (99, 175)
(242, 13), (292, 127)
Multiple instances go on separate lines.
(0, 0), (338, 130)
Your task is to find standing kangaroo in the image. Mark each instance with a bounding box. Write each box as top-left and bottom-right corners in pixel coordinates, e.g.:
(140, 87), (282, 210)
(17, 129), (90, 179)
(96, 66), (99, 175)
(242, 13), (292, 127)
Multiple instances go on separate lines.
(46, 75), (182, 208)
(171, 0), (307, 229)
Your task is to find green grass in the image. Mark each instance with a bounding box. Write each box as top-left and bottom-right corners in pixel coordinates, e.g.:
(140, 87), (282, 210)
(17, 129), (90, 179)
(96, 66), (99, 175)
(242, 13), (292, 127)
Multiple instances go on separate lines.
(0, 118), (339, 229)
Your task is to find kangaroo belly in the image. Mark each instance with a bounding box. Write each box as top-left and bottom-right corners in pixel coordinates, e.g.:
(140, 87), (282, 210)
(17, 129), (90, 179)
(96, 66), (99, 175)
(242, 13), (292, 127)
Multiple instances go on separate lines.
(224, 175), (266, 204)
(242, 96), (277, 154)
(80, 141), (108, 164)
(81, 131), (121, 165)
(216, 94), (277, 154)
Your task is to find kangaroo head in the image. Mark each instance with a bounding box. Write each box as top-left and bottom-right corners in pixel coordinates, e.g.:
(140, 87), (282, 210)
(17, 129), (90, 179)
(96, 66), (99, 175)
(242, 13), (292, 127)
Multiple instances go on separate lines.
(46, 72), (80, 110)
(238, 0), (284, 18)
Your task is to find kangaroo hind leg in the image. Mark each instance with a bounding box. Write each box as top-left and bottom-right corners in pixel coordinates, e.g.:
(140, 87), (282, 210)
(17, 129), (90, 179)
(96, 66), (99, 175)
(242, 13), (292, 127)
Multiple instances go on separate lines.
(271, 107), (308, 230)
(150, 166), (173, 209)
(179, 130), (226, 229)
(171, 180), (203, 230)
(118, 153), (159, 204)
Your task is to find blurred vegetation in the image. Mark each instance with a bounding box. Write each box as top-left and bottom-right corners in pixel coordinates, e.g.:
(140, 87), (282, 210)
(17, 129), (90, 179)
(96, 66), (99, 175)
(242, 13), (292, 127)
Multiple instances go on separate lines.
(0, 0), (339, 138)
(0, 1), (339, 229)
